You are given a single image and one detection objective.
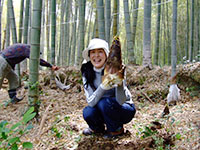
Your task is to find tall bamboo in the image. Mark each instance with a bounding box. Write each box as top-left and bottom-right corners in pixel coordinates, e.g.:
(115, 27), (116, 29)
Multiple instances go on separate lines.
(18, 0), (24, 43)
(8, 0), (21, 85)
(97, 0), (105, 40)
(154, 0), (161, 65)
(71, 0), (78, 65)
(65, 0), (71, 65)
(6, 0), (10, 47)
(28, 0), (43, 116)
(185, 0), (189, 61)
(132, 0), (139, 50)
(23, 0), (30, 44)
(76, 0), (86, 66)
(123, 0), (135, 64)
(58, 0), (65, 66)
(166, 2), (171, 65)
(171, 0), (178, 77)
(189, 0), (194, 62)
(51, 0), (56, 65)
(21, 0), (30, 72)
(63, 0), (70, 65)
(143, 0), (152, 69)
(8, 0), (17, 44)
(105, 0), (111, 44)
(46, 0), (50, 62)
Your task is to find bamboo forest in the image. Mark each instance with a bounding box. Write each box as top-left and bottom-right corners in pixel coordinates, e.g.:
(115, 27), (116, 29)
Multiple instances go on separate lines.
(0, 0), (199, 150)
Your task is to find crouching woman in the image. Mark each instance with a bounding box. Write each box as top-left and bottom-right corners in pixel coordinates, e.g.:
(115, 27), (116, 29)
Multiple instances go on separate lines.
(80, 38), (136, 138)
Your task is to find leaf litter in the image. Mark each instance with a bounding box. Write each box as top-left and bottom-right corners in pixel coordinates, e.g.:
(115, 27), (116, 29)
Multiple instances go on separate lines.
(0, 64), (199, 150)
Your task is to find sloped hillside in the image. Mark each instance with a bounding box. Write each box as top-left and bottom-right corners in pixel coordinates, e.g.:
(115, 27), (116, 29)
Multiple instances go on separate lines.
(0, 64), (199, 150)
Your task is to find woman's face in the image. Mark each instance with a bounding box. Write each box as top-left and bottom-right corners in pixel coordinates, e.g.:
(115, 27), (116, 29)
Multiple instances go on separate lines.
(89, 48), (107, 69)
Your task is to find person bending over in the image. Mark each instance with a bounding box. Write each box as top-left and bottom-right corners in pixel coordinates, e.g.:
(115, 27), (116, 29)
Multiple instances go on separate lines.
(0, 43), (58, 104)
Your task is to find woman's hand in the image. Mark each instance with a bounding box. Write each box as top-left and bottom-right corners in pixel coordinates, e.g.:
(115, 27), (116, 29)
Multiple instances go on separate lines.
(101, 73), (123, 90)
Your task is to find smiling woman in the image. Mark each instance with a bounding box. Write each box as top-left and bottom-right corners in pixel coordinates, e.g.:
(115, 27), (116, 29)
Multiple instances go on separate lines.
(80, 38), (136, 138)
(89, 48), (107, 69)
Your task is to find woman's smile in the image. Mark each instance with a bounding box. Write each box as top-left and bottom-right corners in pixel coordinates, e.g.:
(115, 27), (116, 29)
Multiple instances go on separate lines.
(89, 48), (107, 69)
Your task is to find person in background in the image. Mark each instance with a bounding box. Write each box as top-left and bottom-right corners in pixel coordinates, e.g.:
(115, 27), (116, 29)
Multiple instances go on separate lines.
(0, 43), (59, 104)
(80, 38), (136, 138)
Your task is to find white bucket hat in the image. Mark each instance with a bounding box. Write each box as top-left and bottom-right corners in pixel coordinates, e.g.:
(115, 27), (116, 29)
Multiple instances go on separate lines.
(82, 38), (109, 62)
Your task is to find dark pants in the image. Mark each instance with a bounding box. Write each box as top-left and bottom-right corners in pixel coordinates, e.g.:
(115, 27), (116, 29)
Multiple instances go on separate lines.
(83, 97), (136, 132)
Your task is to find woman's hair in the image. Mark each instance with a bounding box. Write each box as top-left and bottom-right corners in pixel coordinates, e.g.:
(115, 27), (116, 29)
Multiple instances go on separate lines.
(81, 61), (96, 91)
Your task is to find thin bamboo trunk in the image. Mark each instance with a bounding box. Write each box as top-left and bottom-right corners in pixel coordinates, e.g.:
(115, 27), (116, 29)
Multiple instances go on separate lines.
(171, 0), (178, 77)
(51, 0), (56, 65)
(189, 0), (194, 62)
(143, 0), (152, 69)
(97, 0), (105, 40)
(123, 0), (135, 64)
(28, 0), (43, 116)
(154, 0), (161, 66)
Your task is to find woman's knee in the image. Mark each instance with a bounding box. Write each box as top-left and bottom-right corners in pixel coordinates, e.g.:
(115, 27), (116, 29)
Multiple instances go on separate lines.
(97, 98), (110, 111)
(97, 98), (117, 113)
(83, 106), (97, 120)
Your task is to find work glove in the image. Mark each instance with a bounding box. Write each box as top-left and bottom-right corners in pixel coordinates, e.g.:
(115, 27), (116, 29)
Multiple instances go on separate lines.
(167, 84), (181, 105)
(100, 72), (123, 90)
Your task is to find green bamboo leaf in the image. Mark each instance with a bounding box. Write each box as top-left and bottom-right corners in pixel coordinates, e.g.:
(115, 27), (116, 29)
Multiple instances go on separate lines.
(23, 107), (34, 118)
(2, 132), (8, 139)
(23, 113), (36, 124)
(11, 122), (22, 130)
(11, 143), (18, 150)
(22, 142), (33, 149)
(8, 137), (20, 145)
(175, 133), (181, 140)
(0, 121), (8, 128)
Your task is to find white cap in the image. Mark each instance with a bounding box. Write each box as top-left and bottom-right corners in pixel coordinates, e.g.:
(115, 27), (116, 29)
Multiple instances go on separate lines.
(82, 38), (109, 62)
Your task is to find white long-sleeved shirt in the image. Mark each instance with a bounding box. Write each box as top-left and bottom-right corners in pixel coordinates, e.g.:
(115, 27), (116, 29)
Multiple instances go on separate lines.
(82, 67), (133, 107)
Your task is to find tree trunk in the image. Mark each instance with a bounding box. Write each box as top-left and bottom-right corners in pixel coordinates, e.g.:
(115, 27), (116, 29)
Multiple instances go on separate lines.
(63, 0), (70, 66)
(28, 0), (43, 116)
(8, 0), (21, 86)
(18, 0), (24, 43)
(67, 0), (72, 66)
(21, 0), (30, 72)
(76, 0), (85, 66)
(46, 0), (50, 62)
(8, 0), (17, 44)
(154, 0), (161, 66)
(123, 0), (135, 64)
(189, 0), (194, 62)
(132, 0), (139, 50)
(23, 0), (30, 44)
(143, 0), (152, 69)
(166, 2), (171, 65)
(105, 0), (111, 44)
(71, 0), (78, 66)
(58, 0), (65, 66)
(6, 0), (10, 47)
(51, 0), (56, 65)
(185, 0), (189, 61)
(97, 0), (105, 40)
(171, 0), (178, 77)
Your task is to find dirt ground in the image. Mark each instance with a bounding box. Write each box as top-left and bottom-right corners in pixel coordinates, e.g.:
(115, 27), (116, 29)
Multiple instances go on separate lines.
(0, 65), (200, 150)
